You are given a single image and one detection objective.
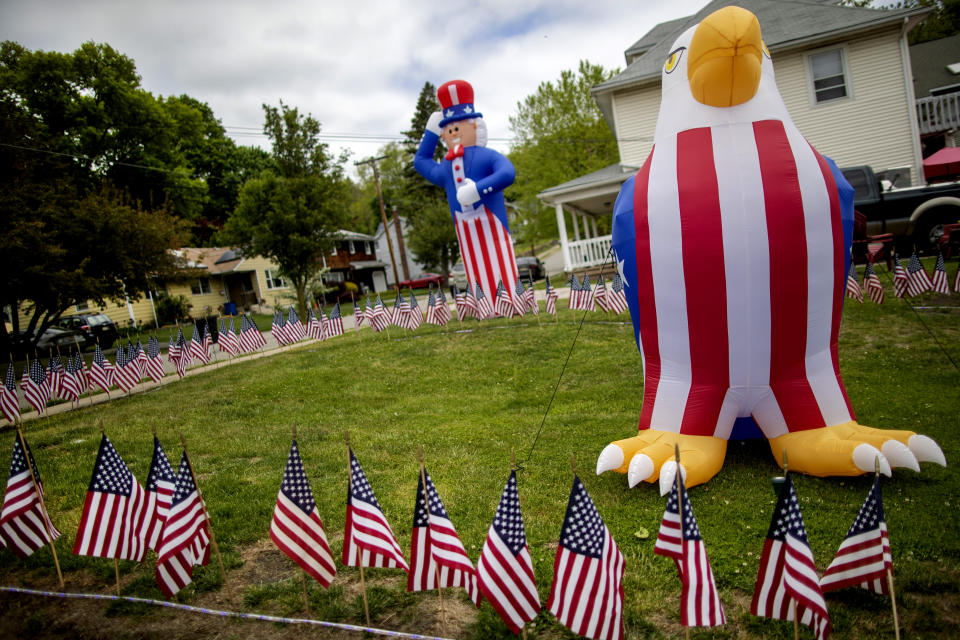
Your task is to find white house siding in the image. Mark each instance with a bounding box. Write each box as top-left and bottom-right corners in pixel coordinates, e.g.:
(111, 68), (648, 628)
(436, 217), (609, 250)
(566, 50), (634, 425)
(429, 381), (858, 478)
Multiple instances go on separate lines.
(609, 27), (919, 184)
(773, 28), (919, 184)
(613, 85), (662, 167)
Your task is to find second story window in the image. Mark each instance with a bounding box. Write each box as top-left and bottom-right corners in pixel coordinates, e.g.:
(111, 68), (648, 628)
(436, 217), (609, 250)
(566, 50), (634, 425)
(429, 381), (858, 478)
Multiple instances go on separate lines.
(809, 48), (848, 104)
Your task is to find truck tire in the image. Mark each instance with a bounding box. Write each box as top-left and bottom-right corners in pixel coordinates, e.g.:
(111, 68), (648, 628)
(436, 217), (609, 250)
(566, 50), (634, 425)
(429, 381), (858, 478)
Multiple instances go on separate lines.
(913, 208), (959, 254)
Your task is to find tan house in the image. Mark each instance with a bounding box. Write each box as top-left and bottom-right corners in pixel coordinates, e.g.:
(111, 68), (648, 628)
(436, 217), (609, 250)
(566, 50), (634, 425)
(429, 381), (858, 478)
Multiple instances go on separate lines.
(540, 0), (932, 273)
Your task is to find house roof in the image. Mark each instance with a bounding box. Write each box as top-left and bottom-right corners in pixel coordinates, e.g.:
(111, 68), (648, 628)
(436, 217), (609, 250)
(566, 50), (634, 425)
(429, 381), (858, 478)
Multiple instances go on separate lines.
(910, 34), (960, 97)
(337, 229), (377, 242)
(592, 0), (929, 127)
(539, 163), (637, 199)
(173, 247), (248, 274)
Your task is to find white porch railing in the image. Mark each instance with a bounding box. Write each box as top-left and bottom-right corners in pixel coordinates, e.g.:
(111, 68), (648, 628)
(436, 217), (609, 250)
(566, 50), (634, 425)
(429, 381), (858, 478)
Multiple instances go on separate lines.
(565, 235), (613, 271)
(917, 93), (960, 135)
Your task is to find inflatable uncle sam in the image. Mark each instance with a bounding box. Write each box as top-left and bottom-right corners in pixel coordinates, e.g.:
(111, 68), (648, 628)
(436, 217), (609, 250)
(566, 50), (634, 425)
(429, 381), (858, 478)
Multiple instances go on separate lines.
(415, 80), (520, 313)
(595, 6), (945, 492)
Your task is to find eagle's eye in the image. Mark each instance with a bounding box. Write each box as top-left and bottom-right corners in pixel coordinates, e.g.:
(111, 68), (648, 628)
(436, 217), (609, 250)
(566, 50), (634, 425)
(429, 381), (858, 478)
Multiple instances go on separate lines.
(664, 47), (685, 74)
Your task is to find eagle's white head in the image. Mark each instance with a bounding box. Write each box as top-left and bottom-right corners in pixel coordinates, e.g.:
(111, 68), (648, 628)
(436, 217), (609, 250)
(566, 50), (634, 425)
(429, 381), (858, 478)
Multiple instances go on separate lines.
(654, 6), (792, 142)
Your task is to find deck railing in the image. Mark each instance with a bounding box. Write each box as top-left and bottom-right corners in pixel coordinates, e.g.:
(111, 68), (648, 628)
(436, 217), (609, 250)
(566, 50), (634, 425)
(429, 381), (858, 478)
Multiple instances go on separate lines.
(917, 93), (960, 135)
(566, 235), (613, 271)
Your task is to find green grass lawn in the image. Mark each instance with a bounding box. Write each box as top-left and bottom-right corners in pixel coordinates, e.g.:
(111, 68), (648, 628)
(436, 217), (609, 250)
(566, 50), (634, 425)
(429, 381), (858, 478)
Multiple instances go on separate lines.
(1, 292), (958, 639)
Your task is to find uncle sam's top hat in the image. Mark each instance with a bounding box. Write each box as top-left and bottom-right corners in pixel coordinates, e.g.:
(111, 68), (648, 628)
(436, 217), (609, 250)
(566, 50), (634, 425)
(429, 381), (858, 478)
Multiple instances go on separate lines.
(437, 79), (483, 127)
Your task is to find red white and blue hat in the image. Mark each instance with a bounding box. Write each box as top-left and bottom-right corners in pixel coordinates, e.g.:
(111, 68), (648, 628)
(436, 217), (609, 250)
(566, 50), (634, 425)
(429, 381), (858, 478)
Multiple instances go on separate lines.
(437, 79), (482, 127)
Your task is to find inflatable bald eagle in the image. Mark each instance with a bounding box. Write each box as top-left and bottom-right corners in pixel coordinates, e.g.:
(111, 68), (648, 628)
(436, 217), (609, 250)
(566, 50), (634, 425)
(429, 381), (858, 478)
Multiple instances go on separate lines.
(597, 6), (945, 492)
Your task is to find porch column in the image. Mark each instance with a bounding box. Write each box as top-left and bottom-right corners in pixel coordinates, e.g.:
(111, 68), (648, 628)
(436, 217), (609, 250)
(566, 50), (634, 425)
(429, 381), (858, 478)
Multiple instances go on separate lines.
(555, 203), (572, 273)
(582, 214), (591, 240)
(590, 216), (599, 238)
(571, 210), (581, 241)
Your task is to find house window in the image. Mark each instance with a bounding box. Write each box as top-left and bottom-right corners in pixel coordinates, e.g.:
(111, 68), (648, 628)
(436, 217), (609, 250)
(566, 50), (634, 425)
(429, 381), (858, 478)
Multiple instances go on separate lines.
(330, 243), (339, 256)
(809, 48), (848, 103)
(75, 300), (90, 312)
(348, 240), (356, 254)
(364, 241), (371, 254)
(265, 269), (287, 290)
(325, 271), (345, 283)
(190, 278), (212, 295)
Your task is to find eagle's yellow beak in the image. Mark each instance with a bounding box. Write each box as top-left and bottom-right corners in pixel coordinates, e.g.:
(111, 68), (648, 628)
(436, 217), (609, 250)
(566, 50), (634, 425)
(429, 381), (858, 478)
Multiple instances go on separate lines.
(687, 6), (763, 108)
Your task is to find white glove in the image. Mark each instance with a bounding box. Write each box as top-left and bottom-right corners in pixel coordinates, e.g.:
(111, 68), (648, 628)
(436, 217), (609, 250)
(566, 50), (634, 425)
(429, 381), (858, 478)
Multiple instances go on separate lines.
(426, 111), (443, 136)
(456, 179), (481, 207)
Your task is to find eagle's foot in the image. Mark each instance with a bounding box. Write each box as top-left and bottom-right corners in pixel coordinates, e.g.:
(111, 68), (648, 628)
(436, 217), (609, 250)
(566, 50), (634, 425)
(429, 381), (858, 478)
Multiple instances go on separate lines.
(768, 421), (946, 478)
(596, 430), (727, 494)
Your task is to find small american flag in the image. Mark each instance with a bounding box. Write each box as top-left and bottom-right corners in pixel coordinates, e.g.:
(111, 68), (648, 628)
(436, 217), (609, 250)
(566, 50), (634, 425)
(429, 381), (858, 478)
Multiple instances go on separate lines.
(820, 475), (892, 595)
(173, 330), (189, 378)
(407, 467), (480, 606)
(392, 292), (410, 329)
(906, 251), (933, 297)
(581, 274), (596, 311)
(134, 339), (148, 374)
(327, 303), (345, 337)
(845, 263), (863, 303)
(155, 452), (211, 598)
(547, 475), (623, 640)
(892, 253), (908, 298)
(462, 283), (479, 319)
(494, 281), (515, 318)
(545, 276), (558, 316)
(407, 293), (423, 330)
(47, 353), (64, 401)
(931, 252), (951, 295)
(475, 282), (494, 320)
(512, 279), (527, 317)
(218, 318), (238, 356)
(272, 310), (289, 345)
(477, 469), (539, 633)
(863, 262), (885, 304)
(305, 308), (322, 340)
(524, 280), (537, 314)
(343, 448), (408, 570)
(270, 439), (336, 587)
(189, 323), (209, 364)
(954, 257), (960, 293)
(567, 274), (582, 310)
(167, 330), (182, 363)
(2, 364), (21, 424)
(114, 343), (138, 393)
(453, 284), (468, 322)
(0, 435), (61, 557)
(370, 296), (389, 333)
(73, 434), (149, 561)
(424, 289), (441, 326)
(144, 436), (176, 551)
(90, 343), (114, 391)
(145, 337), (165, 383)
(654, 472), (725, 627)
(73, 352), (88, 395)
(287, 307), (305, 342)
(436, 287), (452, 324)
(751, 473), (830, 640)
(23, 359), (49, 416)
(594, 276), (610, 312)
(239, 315), (266, 352)
(353, 300), (365, 329)
(60, 355), (80, 403)
(609, 273), (629, 314)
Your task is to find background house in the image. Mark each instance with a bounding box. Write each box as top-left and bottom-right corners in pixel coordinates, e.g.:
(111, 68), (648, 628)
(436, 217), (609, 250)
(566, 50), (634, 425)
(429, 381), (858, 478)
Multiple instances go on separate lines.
(911, 32), (960, 157)
(321, 230), (389, 294)
(374, 214), (430, 286)
(540, 0), (931, 273)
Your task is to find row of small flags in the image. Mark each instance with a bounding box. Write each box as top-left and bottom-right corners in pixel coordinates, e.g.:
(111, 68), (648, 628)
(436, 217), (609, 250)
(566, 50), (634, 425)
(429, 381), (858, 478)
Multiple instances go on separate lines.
(1, 314), (272, 421)
(2, 432), (896, 639)
(846, 251), (957, 303)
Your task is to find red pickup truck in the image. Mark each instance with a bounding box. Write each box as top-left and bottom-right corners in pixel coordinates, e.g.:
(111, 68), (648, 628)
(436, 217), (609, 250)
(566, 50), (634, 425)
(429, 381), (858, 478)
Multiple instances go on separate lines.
(398, 273), (446, 289)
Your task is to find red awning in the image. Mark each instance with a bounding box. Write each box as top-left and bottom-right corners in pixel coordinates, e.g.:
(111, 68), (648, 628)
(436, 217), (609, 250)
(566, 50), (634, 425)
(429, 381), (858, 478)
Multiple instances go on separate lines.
(923, 146), (960, 182)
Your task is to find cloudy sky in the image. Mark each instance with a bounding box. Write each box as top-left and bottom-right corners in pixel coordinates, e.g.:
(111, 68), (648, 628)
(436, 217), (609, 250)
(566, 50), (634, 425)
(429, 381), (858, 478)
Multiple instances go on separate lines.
(2, 0), (710, 165)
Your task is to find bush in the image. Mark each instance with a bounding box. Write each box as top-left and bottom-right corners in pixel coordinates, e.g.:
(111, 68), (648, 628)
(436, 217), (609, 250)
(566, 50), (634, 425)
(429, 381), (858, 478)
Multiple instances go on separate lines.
(154, 292), (190, 325)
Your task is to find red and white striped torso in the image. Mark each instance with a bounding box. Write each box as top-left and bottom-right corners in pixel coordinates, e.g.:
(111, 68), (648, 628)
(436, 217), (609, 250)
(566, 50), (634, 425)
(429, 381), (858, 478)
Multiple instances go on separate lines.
(632, 118), (853, 439)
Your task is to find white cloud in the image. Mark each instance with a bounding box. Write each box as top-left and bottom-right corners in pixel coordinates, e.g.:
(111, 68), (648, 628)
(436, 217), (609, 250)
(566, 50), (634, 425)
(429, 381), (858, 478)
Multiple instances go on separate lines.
(1, 0), (708, 164)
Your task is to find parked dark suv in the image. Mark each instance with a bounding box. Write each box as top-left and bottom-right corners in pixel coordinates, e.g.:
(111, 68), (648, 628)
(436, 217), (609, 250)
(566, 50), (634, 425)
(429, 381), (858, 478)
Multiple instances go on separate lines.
(516, 256), (544, 281)
(57, 313), (119, 350)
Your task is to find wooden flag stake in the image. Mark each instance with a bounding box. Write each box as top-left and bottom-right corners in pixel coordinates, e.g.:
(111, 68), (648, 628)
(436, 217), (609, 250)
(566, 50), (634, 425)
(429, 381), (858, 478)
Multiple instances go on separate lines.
(350, 293), (362, 342)
(346, 431), (371, 626)
(870, 456), (901, 640)
(15, 427), (63, 588)
(179, 434), (227, 585)
(674, 444), (690, 640)
(418, 445), (446, 635)
(781, 449), (799, 640)
(99, 420), (120, 595)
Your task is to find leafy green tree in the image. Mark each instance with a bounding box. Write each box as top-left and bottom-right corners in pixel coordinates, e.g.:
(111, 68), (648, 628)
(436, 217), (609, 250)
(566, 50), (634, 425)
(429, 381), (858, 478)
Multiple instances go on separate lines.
(219, 103), (347, 319)
(506, 60), (620, 253)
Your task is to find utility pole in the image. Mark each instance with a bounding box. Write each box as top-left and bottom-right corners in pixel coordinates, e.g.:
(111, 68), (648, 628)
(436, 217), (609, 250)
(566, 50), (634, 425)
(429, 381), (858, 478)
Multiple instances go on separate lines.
(392, 206), (410, 282)
(355, 155), (400, 289)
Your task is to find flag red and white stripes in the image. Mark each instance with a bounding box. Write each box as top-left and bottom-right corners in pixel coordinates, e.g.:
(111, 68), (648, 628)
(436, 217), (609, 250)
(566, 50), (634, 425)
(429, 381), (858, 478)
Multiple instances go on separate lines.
(2, 365), (20, 424)
(844, 263), (863, 303)
(892, 254), (908, 298)
(142, 436), (177, 552)
(343, 448), (408, 570)
(0, 435), (61, 557)
(270, 439), (336, 587)
(155, 452), (211, 598)
(545, 277), (558, 316)
(477, 469), (539, 634)
(23, 359), (49, 416)
(906, 251), (933, 297)
(654, 472), (725, 627)
(863, 262), (884, 304)
(608, 273), (629, 314)
(547, 475), (624, 640)
(407, 468), (480, 606)
(820, 475), (892, 595)
(932, 252), (951, 295)
(751, 474), (830, 640)
(73, 434), (149, 561)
